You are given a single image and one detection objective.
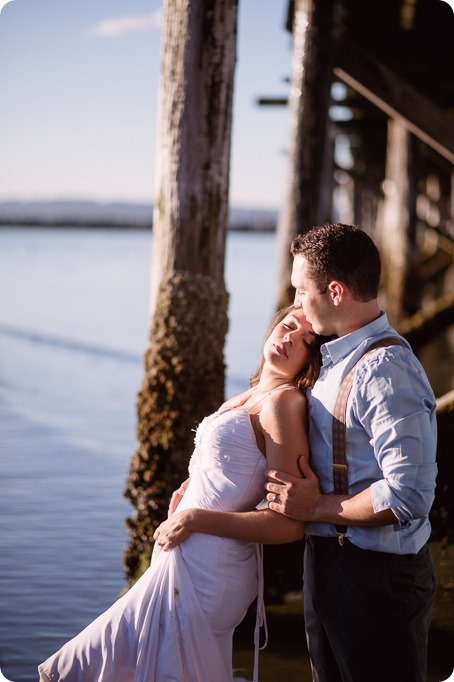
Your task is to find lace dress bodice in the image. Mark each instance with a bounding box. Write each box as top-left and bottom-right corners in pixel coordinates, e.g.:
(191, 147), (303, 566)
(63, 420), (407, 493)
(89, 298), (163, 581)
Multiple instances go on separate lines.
(179, 408), (267, 514)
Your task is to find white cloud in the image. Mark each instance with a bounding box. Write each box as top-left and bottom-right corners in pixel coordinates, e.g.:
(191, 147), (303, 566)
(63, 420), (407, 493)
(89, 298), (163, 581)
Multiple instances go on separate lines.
(0, 0), (15, 14)
(88, 9), (162, 38)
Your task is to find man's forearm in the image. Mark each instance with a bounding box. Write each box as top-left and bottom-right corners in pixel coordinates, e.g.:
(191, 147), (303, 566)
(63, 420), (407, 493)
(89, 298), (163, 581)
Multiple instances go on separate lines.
(310, 487), (397, 527)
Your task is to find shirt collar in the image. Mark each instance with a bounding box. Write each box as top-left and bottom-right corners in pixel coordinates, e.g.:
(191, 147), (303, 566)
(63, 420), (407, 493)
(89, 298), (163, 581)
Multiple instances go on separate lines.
(321, 311), (393, 366)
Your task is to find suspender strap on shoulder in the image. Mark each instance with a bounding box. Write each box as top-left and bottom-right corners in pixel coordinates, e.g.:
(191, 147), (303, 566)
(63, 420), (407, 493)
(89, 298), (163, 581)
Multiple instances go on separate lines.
(332, 336), (407, 543)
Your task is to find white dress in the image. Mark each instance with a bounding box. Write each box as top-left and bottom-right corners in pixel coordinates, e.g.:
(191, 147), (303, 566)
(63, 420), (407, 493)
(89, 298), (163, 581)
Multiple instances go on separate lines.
(38, 402), (272, 682)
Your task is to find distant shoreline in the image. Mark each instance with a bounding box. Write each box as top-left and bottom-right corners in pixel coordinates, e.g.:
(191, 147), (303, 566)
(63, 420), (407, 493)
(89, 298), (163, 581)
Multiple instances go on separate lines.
(0, 200), (279, 232)
(0, 219), (151, 229)
(0, 219), (276, 232)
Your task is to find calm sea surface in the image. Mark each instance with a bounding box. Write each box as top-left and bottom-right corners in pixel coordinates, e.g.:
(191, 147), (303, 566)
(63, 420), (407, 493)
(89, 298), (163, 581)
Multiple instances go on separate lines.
(0, 227), (452, 682)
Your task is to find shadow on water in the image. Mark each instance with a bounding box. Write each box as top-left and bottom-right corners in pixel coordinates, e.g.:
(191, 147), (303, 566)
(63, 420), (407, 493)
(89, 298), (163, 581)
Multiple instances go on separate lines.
(232, 540), (454, 682)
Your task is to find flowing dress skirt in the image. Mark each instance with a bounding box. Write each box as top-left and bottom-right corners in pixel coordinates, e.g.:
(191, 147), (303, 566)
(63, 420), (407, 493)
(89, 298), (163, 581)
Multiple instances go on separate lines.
(39, 408), (267, 682)
(39, 533), (258, 682)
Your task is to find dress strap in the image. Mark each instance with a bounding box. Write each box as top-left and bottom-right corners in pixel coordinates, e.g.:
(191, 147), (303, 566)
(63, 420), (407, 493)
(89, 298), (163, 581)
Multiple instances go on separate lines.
(245, 384), (300, 412)
(253, 543), (268, 682)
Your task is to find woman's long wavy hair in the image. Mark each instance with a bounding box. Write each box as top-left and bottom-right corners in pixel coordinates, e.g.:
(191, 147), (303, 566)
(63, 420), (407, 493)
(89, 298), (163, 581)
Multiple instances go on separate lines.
(249, 305), (329, 390)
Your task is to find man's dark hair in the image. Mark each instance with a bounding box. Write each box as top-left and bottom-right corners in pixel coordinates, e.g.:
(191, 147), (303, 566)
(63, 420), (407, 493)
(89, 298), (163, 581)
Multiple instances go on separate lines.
(291, 223), (381, 301)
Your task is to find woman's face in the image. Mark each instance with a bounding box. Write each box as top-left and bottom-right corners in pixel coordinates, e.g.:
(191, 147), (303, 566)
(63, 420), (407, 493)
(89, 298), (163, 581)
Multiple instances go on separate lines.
(264, 308), (317, 379)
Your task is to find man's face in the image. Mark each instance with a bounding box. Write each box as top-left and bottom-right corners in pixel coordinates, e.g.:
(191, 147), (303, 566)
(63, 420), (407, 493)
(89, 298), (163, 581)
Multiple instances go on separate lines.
(291, 255), (334, 336)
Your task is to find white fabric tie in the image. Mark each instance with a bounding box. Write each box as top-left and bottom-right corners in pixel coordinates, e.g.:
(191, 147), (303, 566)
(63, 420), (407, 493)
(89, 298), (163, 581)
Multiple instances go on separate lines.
(253, 543), (268, 682)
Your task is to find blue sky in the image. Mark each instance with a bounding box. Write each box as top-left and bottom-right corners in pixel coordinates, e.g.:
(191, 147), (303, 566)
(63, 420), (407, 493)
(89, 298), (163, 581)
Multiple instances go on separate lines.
(0, 0), (293, 210)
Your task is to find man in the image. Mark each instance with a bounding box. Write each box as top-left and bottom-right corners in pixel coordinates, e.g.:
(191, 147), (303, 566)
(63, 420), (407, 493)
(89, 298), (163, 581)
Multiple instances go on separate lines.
(266, 223), (437, 682)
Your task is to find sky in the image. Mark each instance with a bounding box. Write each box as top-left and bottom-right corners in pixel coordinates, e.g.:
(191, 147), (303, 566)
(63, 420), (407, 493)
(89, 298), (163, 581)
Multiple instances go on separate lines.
(0, 0), (294, 211)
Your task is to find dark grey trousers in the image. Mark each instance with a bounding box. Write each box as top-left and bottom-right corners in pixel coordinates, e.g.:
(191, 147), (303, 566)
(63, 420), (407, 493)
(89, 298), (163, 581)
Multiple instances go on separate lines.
(303, 536), (436, 682)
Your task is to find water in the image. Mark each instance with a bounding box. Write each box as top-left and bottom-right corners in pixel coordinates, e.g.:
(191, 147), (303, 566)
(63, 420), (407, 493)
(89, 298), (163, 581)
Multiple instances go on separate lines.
(0, 227), (280, 682)
(0, 227), (452, 682)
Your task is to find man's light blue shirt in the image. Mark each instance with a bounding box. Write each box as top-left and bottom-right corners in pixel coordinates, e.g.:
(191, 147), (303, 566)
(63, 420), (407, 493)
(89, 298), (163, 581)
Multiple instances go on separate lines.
(306, 312), (437, 554)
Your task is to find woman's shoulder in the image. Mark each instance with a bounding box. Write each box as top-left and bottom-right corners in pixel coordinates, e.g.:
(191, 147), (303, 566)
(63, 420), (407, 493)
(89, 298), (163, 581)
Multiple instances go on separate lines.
(257, 386), (308, 442)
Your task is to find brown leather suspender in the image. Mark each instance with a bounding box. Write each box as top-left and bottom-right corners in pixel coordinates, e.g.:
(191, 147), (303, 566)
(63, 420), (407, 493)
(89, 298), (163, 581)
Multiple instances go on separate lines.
(332, 336), (407, 544)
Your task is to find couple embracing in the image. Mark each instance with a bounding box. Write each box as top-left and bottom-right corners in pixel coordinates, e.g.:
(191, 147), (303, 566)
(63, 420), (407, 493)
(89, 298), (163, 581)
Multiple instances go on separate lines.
(39, 223), (437, 682)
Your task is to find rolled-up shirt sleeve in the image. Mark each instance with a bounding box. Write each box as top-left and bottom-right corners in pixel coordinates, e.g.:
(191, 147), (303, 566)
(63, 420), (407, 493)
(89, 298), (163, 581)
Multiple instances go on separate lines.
(354, 350), (437, 524)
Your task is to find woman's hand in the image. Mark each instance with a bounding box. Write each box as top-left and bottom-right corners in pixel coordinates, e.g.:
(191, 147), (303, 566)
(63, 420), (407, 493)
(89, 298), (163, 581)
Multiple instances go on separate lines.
(168, 478), (190, 517)
(153, 509), (196, 551)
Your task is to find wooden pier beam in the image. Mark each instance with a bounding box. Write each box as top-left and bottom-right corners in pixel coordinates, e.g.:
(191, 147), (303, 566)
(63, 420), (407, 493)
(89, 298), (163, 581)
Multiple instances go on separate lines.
(377, 118), (418, 323)
(334, 46), (454, 165)
(431, 390), (454, 541)
(398, 292), (454, 349)
(276, 0), (344, 309)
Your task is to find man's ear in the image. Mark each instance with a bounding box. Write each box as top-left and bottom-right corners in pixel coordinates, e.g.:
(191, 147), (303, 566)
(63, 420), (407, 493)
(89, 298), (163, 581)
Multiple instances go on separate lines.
(327, 280), (344, 306)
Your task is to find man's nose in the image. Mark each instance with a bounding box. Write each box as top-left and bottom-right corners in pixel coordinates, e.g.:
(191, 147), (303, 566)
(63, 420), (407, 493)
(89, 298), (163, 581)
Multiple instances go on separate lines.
(293, 293), (303, 309)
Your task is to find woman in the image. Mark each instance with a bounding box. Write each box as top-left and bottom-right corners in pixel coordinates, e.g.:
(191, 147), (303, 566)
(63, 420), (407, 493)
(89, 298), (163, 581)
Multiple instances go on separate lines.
(38, 306), (323, 682)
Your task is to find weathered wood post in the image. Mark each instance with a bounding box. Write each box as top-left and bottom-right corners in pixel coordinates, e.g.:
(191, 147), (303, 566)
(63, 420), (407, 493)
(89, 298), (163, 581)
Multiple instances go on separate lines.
(276, 0), (344, 309)
(376, 118), (418, 323)
(124, 0), (238, 583)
